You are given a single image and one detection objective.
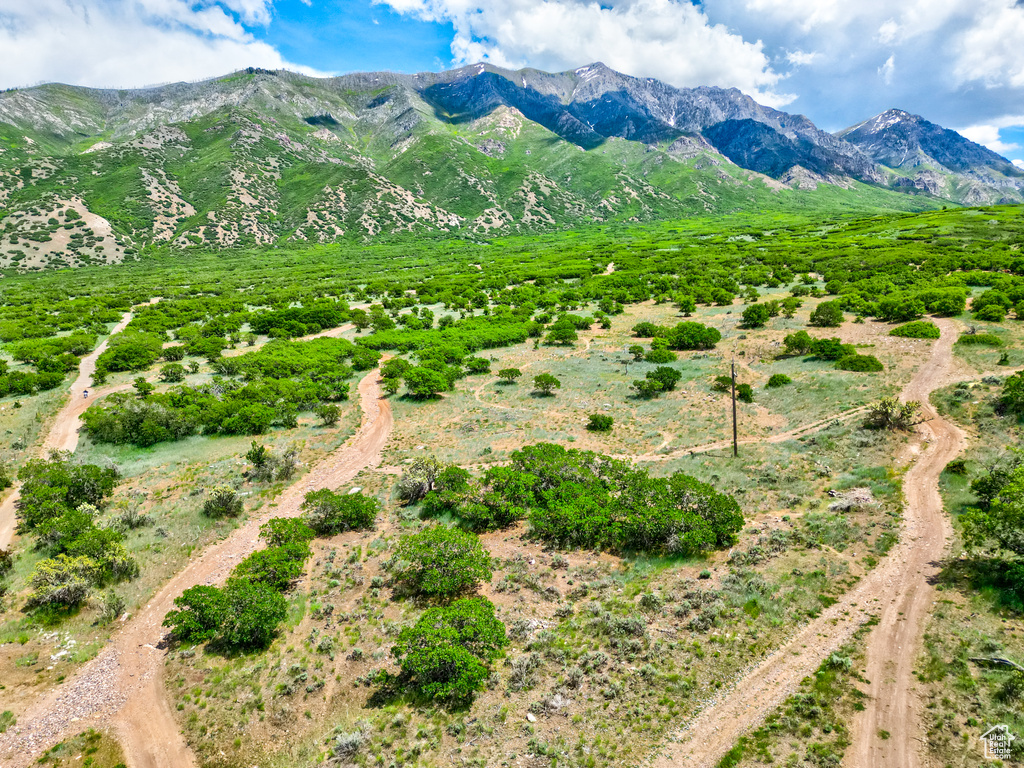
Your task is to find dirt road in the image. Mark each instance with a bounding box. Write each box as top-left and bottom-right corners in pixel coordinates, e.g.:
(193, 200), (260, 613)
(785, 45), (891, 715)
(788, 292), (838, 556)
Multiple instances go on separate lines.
(0, 370), (393, 768)
(649, 319), (966, 768)
(0, 308), (139, 551)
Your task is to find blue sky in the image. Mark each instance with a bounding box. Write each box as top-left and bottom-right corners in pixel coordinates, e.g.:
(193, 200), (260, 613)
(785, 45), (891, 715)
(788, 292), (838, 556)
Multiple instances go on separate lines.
(0, 0), (1022, 166)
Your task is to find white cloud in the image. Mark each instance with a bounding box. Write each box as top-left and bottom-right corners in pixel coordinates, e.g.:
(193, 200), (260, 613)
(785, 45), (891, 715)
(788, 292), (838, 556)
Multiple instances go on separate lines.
(958, 117), (1024, 157)
(878, 54), (895, 85)
(378, 0), (793, 105)
(786, 50), (819, 66)
(1014, 159), (1024, 168)
(0, 0), (320, 89)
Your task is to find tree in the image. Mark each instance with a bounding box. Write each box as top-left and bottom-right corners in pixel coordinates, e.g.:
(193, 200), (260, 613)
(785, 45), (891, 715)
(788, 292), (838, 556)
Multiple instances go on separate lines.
(315, 403), (341, 426)
(391, 597), (508, 703)
(628, 345), (645, 362)
(781, 297), (803, 318)
(259, 517), (315, 547)
(647, 366), (681, 391)
(159, 363), (186, 383)
(667, 322), (721, 350)
(301, 489), (378, 535)
(203, 486), (243, 518)
(962, 463), (1024, 558)
(587, 414), (614, 432)
(809, 301), (844, 327)
(463, 357), (490, 375)
(783, 330), (814, 356)
(545, 318), (578, 346)
(234, 543), (310, 592)
(1000, 372), (1024, 417)
(393, 526), (493, 598)
(219, 579), (288, 650)
(497, 368), (522, 384)
(532, 373), (561, 395)
(404, 367), (447, 398)
(133, 377), (154, 398)
(741, 303), (771, 329)
(163, 585), (227, 643)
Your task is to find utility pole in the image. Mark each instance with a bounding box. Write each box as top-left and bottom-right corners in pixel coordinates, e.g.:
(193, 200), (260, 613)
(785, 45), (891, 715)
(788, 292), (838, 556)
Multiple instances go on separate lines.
(731, 358), (738, 457)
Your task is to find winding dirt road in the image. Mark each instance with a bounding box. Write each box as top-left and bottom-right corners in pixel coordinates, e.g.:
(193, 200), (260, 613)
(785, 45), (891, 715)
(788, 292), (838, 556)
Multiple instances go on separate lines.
(649, 319), (966, 768)
(0, 370), (393, 768)
(0, 308), (141, 551)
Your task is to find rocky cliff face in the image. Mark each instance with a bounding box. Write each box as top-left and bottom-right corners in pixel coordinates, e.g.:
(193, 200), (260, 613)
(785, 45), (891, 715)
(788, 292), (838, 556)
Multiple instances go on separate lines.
(837, 109), (1024, 204)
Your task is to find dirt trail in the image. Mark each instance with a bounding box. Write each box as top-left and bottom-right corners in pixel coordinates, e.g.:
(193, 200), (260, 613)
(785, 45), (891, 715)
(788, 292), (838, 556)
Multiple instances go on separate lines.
(0, 371), (393, 768)
(0, 307), (140, 551)
(649, 319), (966, 768)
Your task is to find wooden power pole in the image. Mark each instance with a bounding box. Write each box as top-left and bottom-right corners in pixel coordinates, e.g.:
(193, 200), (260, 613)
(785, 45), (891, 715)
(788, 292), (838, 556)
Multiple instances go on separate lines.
(731, 358), (738, 457)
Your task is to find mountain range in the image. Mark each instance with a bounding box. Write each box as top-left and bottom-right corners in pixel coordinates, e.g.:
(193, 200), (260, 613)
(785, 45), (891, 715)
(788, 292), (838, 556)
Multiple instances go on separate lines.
(0, 62), (1020, 270)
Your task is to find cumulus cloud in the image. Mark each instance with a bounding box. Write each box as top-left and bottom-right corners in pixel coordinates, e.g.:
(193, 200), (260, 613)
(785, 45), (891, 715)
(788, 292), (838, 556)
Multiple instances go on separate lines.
(0, 0), (319, 89)
(377, 0), (793, 105)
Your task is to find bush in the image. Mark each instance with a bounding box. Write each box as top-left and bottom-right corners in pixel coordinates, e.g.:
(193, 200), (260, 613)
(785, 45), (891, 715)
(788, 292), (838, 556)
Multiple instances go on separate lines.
(741, 303), (770, 328)
(259, 517), (315, 547)
(999, 372), (1024, 416)
(500, 443), (742, 554)
(301, 489), (378, 535)
(497, 368), (522, 384)
(159, 363), (186, 382)
(631, 379), (663, 398)
(809, 301), (844, 327)
(836, 354), (883, 372)
(532, 373), (561, 395)
(163, 585), (227, 643)
(0, 548), (11, 577)
(944, 459), (968, 475)
(219, 579), (288, 650)
(391, 597), (508, 703)
(234, 543), (310, 592)
(25, 554), (99, 609)
(766, 373), (792, 388)
(957, 333), (1003, 347)
(644, 347), (677, 363)
(203, 486), (243, 518)
(889, 321), (940, 339)
(587, 414), (614, 432)
(736, 383), (754, 402)
(864, 398), (920, 430)
(393, 526), (493, 598)
(315, 403), (341, 426)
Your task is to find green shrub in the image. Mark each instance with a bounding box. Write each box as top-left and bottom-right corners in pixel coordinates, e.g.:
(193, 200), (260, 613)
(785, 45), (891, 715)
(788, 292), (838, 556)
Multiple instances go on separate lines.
(163, 585), (227, 643)
(957, 333), (1003, 346)
(259, 518), (315, 547)
(219, 579), (288, 650)
(766, 373), (792, 388)
(497, 368), (522, 384)
(644, 347), (677, 363)
(587, 414), (614, 432)
(836, 354), (883, 372)
(532, 373), (561, 395)
(809, 301), (844, 327)
(391, 597), (508, 703)
(393, 526), (493, 598)
(301, 489), (377, 535)
(25, 555), (99, 609)
(203, 486), (243, 518)
(889, 321), (940, 339)
(234, 543), (311, 592)
(736, 383), (754, 402)
(315, 403), (341, 426)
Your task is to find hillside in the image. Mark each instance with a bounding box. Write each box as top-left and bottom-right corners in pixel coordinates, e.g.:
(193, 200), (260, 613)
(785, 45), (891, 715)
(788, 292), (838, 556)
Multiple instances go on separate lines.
(1, 63), (1019, 269)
